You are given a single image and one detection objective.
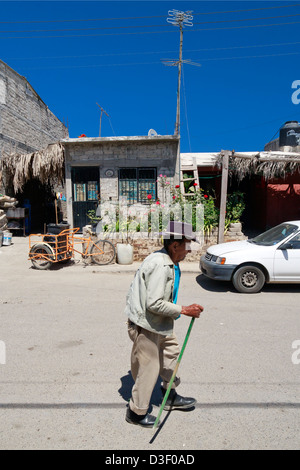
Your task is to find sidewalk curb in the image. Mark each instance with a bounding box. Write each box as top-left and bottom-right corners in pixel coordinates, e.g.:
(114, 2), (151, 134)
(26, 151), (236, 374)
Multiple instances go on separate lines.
(3, 237), (201, 274)
(77, 261), (201, 274)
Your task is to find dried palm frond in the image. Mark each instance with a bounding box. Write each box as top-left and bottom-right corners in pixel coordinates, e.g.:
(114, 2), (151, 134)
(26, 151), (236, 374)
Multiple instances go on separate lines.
(0, 142), (65, 192)
(217, 150), (300, 181)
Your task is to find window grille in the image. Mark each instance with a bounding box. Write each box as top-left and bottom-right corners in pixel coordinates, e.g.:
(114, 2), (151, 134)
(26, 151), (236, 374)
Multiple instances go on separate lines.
(119, 168), (156, 203)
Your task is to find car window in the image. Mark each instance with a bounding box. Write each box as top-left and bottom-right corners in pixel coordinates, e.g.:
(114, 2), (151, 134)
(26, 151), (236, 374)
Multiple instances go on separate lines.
(285, 232), (300, 249)
(249, 223), (298, 246)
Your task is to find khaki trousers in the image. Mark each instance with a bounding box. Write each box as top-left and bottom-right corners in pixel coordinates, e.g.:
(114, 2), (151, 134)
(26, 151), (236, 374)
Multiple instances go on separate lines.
(128, 322), (181, 415)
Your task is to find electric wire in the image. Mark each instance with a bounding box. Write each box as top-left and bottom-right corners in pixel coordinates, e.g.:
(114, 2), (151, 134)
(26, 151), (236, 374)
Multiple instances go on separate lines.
(108, 116), (116, 137)
(6, 41), (300, 60)
(5, 41), (300, 61)
(2, 12), (300, 35)
(0, 3), (299, 24)
(2, 12), (300, 34)
(2, 4), (299, 148)
(192, 3), (300, 16)
(195, 51), (300, 62)
(192, 19), (300, 34)
(11, 50), (300, 71)
(2, 19), (300, 40)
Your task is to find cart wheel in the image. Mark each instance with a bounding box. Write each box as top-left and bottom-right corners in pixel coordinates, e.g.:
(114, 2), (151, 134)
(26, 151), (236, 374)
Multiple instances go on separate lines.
(29, 243), (54, 270)
(90, 240), (115, 265)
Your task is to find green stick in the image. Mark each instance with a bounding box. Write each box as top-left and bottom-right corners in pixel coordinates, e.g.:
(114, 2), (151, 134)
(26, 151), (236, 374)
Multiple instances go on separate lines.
(153, 317), (195, 430)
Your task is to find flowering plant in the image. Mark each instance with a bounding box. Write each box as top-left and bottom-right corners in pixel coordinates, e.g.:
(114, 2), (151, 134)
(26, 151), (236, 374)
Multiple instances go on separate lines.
(157, 174), (170, 188)
(225, 191), (245, 223)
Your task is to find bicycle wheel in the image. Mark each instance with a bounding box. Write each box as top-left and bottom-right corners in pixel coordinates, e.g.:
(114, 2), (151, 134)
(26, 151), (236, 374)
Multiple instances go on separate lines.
(90, 240), (115, 265)
(29, 243), (54, 270)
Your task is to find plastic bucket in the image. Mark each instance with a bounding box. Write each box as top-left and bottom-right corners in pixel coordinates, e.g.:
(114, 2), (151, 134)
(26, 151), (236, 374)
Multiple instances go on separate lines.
(2, 231), (12, 246)
(116, 243), (133, 265)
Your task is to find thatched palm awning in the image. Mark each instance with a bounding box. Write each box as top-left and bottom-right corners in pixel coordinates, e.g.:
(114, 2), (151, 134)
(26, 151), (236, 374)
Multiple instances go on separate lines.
(0, 142), (65, 192)
(217, 150), (300, 181)
(216, 149), (300, 243)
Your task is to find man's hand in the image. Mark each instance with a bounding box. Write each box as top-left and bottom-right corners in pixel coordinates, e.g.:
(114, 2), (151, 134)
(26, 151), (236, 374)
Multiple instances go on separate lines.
(181, 304), (204, 318)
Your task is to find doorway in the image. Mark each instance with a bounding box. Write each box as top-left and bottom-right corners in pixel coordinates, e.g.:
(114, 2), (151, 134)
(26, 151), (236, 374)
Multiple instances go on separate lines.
(71, 167), (100, 230)
(16, 179), (56, 234)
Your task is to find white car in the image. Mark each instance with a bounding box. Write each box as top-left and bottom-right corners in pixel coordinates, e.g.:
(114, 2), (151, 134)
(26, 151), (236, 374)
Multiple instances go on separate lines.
(200, 221), (300, 293)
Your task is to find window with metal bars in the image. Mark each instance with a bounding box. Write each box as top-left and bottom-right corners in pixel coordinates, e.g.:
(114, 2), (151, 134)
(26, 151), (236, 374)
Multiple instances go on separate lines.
(119, 168), (157, 204)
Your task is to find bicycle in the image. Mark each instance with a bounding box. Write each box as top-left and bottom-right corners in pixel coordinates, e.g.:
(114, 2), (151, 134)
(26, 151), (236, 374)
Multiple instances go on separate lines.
(28, 227), (115, 270)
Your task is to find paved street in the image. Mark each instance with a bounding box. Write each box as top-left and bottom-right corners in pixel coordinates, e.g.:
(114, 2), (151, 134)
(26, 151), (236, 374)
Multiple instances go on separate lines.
(0, 237), (299, 450)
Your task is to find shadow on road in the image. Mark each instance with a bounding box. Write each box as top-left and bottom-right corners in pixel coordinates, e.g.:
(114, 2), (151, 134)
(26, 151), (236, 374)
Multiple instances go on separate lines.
(196, 274), (234, 293)
(196, 274), (300, 294)
(118, 371), (162, 407)
(118, 371), (196, 444)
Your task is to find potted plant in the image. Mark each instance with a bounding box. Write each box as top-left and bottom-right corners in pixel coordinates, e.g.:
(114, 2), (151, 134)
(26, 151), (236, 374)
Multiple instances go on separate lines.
(225, 191), (246, 233)
(87, 209), (102, 232)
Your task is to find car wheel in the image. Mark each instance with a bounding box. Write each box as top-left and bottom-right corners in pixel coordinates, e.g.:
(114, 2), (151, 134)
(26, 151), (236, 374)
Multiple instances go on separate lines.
(232, 265), (265, 293)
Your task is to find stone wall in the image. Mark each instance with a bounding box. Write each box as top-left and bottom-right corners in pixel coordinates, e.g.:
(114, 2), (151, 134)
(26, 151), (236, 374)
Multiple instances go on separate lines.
(131, 230), (246, 262)
(92, 222), (247, 263)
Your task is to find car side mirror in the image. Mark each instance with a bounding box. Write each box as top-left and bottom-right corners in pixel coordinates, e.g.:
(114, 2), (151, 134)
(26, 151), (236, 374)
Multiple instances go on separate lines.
(279, 242), (293, 250)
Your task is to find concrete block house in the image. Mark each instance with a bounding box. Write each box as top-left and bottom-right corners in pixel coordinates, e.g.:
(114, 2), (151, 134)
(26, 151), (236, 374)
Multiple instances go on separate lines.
(62, 135), (179, 230)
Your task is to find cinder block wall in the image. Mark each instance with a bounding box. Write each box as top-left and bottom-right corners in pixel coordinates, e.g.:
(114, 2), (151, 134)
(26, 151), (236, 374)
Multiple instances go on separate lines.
(65, 138), (178, 202)
(64, 136), (179, 225)
(0, 60), (68, 159)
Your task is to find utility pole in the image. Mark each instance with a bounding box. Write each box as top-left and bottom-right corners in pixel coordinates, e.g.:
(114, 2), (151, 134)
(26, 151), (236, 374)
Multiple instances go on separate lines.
(163, 10), (197, 186)
(96, 103), (109, 137)
(165, 10), (194, 136)
(176, 22), (183, 137)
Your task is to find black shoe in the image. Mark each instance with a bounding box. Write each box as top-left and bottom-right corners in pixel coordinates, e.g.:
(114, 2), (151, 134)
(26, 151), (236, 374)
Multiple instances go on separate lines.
(125, 407), (160, 428)
(161, 387), (196, 411)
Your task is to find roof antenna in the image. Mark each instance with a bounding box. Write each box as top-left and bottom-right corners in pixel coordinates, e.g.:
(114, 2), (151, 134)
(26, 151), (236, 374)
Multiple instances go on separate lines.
(96, 103), (109, 137)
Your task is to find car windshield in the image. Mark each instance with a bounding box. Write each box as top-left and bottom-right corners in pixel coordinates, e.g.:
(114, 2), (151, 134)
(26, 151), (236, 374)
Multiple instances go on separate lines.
(248, 223), (299, 246)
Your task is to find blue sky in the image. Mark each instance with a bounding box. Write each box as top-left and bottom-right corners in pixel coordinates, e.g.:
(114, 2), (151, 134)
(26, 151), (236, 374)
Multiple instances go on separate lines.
(1, 0), (300, 152)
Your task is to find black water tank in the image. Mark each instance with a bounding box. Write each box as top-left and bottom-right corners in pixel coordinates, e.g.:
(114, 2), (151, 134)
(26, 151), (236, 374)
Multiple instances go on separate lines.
(279, 121), (300, 148)
(47, 222), (70, 234)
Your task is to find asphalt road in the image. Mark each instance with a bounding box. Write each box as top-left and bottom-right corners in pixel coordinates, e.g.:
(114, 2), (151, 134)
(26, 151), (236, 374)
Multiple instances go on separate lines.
(0, 237), (299, 450)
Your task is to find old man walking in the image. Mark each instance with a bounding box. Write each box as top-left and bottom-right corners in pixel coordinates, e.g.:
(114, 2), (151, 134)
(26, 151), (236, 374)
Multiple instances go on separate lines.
(124, 221), (204, 427)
